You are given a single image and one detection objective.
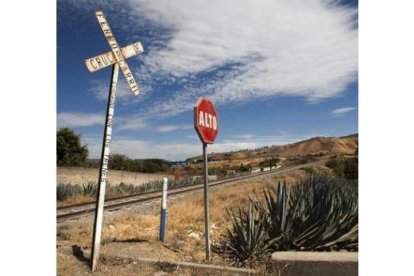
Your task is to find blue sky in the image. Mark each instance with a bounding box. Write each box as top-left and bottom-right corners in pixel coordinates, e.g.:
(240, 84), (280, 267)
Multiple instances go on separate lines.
(57, 0), (358, 161)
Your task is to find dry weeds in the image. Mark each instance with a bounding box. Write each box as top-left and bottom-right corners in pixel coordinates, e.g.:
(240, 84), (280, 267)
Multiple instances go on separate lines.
(57, 166), (172, 186)
(57, 170), (308, 264)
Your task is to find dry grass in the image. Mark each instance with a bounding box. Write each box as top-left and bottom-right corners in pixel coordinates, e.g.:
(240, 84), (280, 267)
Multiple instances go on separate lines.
(57, 191), (142, 208)
(57, 194), (96, 207)
(57, 170), (308, 262)
(57, 166), (172, 186)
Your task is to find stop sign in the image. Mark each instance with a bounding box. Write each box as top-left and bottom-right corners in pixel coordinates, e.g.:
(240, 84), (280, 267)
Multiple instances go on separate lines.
(194, 98), (219, 144)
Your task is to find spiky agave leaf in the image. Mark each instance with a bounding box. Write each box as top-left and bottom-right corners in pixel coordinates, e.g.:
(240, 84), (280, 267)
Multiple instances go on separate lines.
(225, 204), (279, 266)
(263, 173), (358, 251)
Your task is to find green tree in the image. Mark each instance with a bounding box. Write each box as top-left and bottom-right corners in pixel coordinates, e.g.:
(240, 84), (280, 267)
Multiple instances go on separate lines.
(259, 157), (279, 168)
(57, 128), (89, 166)
(108, 154), (129, 170)
(344, 160), (358, 180)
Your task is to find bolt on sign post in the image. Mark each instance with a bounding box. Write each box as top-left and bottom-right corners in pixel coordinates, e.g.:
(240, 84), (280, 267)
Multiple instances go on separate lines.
(159, 177), (168, 242)
(193, 97), (219, 261)
(84, 10), (144, 272)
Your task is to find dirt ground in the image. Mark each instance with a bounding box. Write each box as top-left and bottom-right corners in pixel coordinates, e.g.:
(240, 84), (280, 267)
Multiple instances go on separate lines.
(57, 167), (173, 186)
(57, 169), (308, 275)
(57, 243), (243, 276)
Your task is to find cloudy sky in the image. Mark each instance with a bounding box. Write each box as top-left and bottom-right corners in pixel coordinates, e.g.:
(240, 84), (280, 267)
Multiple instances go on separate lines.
(57, 0), (358, 160)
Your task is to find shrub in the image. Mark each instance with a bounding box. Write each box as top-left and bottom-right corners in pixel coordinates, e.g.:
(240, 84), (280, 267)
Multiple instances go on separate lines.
(344, 162), (358, 180)
(57, 177), (204, 202)
(264, 174), (358, 251)
(57, 128), (88, 166)
(82, 182), (97, 196)
(57, 184), (82, 200)
(225, 204), (278, 266)
(259, 157), (279, 168)
(224, 173), (358, 266)
(326, 158), (358, 180)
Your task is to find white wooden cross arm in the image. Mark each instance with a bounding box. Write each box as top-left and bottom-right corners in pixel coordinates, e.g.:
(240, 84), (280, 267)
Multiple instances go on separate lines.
(85, 42), (143, 73)
(85, 10), (144, 96)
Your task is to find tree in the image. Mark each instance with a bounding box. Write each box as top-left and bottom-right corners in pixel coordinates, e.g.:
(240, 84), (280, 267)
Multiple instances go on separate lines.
(344, 159), (358, 180)
(57, 128), (89, 166)
(259, 157), (280, 168)
(108, 154), (129, 170)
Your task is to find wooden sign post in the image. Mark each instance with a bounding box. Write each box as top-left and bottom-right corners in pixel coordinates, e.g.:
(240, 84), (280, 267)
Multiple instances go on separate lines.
(194, 98), (219, 261)
(84, 10), (144, 272)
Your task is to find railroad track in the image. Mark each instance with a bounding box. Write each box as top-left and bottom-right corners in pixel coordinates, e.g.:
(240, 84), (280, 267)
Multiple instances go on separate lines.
(57, 162), (318, 223)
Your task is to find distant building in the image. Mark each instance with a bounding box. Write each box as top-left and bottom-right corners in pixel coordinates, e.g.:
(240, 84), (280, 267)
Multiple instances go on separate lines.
(191, 175), (218, 181)
(226, 170), (236, 176)
(251, 168), (261, 174)
(170, 160), (187, 166)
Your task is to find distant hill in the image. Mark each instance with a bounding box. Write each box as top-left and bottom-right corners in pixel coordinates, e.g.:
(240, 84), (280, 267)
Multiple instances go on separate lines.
(339, 133), (358, 139)
(187, 134), (358, 162)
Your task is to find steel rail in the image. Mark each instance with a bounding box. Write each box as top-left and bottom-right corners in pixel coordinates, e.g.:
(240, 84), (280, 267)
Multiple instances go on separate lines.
(57, 162), (318, 223)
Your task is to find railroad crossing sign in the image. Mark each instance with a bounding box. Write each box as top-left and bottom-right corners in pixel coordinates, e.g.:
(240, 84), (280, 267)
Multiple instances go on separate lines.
(193, 97), (219, 261)
(86, 10), (142, 95)
(85, 10), (144, 272)
(85, 42), (143, 73)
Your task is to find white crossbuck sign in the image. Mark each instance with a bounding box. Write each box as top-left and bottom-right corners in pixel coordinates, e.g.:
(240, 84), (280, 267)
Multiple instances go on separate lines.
(86, 10), (144, 272)
(85, 10), (144, 95)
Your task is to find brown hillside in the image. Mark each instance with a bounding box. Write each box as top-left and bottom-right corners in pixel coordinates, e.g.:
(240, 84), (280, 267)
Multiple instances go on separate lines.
(188, 134), (358, 161)
(268, 136), (358, 157)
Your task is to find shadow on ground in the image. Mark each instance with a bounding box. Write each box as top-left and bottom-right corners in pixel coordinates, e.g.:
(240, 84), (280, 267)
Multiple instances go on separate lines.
(72, 245), (90, 268)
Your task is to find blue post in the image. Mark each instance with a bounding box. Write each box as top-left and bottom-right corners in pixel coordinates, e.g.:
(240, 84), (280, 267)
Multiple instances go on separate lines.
(159, 177), (168, 242)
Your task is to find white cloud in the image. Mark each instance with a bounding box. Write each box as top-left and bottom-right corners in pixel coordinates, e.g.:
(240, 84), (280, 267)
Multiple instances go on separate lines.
(331, 106), (356, 117)
(156, 125), (192, 133)
(89, 79), (130, 101)
(117, 117), (191, 132)
(57, 112), (104, 128)
(117, 116), (148, 130)
(82, 132), (324, 160)
(63, 0), (358, 120)
(89, 79), (149, 105)
(129, 0), (358, 118)
(57, 112), (191, 133)
(57, 112), (147, 129)
(82, 136), (201, 160)
(230, 134), (255, 140)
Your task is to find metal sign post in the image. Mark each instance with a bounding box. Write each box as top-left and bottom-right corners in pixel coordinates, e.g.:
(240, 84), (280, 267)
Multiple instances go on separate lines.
(194, 98), (218, 261)
(202, 142), (211, 260)
(85, 10), (144, 272)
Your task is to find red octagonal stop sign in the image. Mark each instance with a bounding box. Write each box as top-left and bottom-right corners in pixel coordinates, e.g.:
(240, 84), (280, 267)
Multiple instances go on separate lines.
(194, 98), (219, 144)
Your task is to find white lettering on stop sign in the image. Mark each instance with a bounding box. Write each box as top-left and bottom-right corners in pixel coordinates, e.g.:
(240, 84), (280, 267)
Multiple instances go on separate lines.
(199, 111), (217, 130)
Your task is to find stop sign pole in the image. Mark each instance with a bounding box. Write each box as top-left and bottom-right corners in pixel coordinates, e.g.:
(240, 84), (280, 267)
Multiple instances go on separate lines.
(194, 98), (219, 261)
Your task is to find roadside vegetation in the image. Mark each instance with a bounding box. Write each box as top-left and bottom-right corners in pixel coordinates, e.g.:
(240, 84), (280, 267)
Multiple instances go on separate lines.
(57, 177), (203, 206)
(325, 157), (358, 180)
(59, 170), (357, 271)
(87, 154), (171, 174)
(57, 171), (308, 268)
(57, 128), (88, 167)
(221, 173), (358, 267)
(57, 128), (171, 174)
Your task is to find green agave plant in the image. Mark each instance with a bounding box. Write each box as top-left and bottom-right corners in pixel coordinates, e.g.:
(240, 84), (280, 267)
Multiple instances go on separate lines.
(57, 176), (204, 202)
(265, 174), (358, 251)
(57, 183), (82, 200)
(82, 182), (97, 196)
(226, 203), (279, 266)
(225, 173), (358, 266)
